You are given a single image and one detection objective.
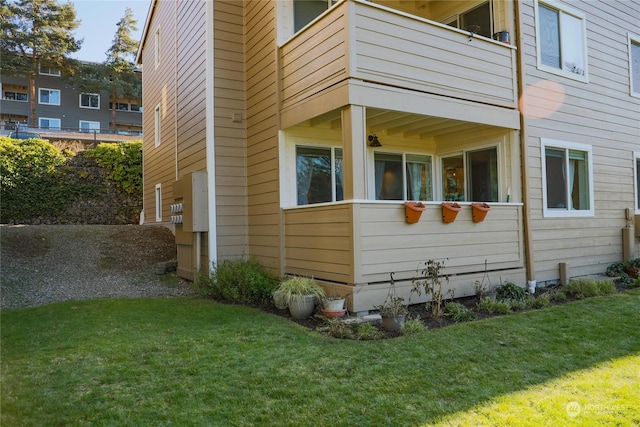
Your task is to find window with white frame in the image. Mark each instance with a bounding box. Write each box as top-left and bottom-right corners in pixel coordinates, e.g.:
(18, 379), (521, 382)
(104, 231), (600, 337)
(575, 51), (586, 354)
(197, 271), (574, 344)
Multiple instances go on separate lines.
(442, 147), (498, 202)
(155, 184), (162, 222)
(374, 152), (433, 201)
(630, 34), (640, 97)
(278, 0), (338, 43)
(541, 139), (593, 217)
(535, 1), (587, 80)
(154, 104), (161, 147)
(39, 88), (60, 105)
(39, 117), (61, 130)
(79, 93), (100, 109)
(296, 146), (343, 205)
(154, 28), (161, 68)
(39, 65), (60, 76)
(634, 152), (640, 212)
(444, 1), (493, 39)
(79, 120), (100, 133)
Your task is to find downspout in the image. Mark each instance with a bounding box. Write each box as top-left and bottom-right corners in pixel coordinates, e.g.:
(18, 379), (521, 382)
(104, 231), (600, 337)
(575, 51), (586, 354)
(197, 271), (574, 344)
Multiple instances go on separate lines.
(514, 0), (536, 292)
(205, 0), (218, 268)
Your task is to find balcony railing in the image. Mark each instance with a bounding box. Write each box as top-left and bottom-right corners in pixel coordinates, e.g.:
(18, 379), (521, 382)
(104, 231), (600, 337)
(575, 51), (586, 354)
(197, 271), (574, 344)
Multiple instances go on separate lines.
(280, 0), (518, 114)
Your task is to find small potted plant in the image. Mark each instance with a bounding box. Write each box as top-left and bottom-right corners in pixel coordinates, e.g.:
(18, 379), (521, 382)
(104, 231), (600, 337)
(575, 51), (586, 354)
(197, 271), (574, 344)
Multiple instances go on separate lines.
(321, 295), (347, 318)
(272, 276), (325, 319)
(376, 295), (408, 332)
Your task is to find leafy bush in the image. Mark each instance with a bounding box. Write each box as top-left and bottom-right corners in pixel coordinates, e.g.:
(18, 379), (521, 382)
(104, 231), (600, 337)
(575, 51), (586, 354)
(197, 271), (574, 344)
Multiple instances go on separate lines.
(193, 257), (279, 306)
(444, 302), (476, 322)
(85, 141), (142, 194)
(0, 137), (98, 221)
(495, 282), (527, 302)
(606, 258), (640, 285)
(476, 298), (511, 315)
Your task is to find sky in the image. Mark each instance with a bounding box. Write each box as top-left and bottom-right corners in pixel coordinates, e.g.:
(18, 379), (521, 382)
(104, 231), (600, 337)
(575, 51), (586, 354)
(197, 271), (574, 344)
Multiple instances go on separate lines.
(70, 0), (151, 63)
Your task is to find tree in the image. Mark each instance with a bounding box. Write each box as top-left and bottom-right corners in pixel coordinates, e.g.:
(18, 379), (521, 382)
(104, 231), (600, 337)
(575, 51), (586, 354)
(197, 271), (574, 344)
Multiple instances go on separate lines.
(0, 0), (81, 127)
(105, 7), (141, 131)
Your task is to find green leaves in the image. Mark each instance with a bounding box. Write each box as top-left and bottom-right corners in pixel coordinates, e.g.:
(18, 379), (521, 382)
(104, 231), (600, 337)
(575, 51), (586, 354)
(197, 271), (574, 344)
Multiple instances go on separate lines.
(85, 141), (142, 194)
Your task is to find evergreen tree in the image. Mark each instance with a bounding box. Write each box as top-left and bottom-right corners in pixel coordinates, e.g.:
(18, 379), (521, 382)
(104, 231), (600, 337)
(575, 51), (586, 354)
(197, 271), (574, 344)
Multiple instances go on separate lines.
(105, 7), (141, 131)
(0, 0), (81, 127)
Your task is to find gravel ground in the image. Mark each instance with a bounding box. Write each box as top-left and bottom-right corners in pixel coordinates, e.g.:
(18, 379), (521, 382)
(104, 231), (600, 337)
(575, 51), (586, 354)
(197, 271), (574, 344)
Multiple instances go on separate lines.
(1, 225), (194, 310)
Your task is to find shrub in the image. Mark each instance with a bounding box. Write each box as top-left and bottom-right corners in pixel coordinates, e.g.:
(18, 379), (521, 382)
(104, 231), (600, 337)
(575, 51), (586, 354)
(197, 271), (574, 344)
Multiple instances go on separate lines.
(444, 302), (476, 322)
(563, 278), (614, 299)
(193, 257), (279, 306)
(319, 320), (384, 340)
(477, 298), (511, 315)
(85, 141), (142, 194)
(0, 137), (98, 221)
(402, 318), (427, 335)
(606, 258), (640, 285)
(495, 282), (527, 302)
(526, 293), (551, 309)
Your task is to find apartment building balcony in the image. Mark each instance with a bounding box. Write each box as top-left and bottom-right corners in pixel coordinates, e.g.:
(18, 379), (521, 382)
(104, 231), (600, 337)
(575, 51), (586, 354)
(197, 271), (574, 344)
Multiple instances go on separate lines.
(279, 0), (518, 128)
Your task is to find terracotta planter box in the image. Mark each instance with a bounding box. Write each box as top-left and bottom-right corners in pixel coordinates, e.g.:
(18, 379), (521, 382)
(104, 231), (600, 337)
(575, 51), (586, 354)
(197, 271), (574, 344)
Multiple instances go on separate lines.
(404, 201), (426, 224)
(471, 202), (491, 222)
(441, 202), (462, 223)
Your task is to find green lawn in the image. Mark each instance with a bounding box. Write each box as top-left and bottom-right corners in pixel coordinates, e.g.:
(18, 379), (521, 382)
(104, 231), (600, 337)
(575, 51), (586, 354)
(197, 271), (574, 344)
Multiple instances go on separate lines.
(2, 290), (639, 426)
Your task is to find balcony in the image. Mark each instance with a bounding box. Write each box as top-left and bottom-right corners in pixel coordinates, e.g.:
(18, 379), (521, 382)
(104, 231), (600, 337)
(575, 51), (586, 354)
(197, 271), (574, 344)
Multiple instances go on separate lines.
(279, 0), (517, 122)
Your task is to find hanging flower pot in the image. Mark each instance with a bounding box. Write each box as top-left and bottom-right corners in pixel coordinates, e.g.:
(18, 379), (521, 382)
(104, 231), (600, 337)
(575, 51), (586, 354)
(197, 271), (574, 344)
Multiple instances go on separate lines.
(441, 202), (462, 223)
(404, 201), (426, 224)
(471, 202), (491, 222)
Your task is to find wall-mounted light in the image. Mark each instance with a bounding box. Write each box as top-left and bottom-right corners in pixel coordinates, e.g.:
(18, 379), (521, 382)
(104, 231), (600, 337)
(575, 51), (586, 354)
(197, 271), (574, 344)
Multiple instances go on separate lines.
(368, 134), (382, 147)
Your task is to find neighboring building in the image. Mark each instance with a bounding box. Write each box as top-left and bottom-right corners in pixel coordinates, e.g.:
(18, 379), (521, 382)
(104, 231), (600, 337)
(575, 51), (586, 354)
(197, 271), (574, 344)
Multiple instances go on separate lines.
(0, 61), (142, 139)
(137, 0), (640, 311)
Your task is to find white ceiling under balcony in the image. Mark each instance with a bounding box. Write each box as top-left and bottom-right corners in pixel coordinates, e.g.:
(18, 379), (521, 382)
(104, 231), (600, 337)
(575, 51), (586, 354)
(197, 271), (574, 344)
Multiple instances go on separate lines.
(300, 108), (494, 140)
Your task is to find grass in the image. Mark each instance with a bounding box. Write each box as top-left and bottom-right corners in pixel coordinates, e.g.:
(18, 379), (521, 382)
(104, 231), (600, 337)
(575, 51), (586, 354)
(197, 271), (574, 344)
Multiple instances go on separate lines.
(2, 290), (639, 426)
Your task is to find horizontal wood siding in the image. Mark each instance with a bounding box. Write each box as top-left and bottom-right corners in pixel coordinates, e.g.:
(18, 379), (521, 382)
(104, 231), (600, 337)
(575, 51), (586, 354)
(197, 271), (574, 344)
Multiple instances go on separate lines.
(246, 0), (281, 272)
(357, 203), (523, 283)
(520, 1), (640, 282)
(279, 2), (348, 112)
(284, 204), (354, 282)
(279, 1), (518, 115)
(141, 1), (177, 224)
(176, 0), (206, 177)
(353, 2), (517, 108)
(215, 0), (248, 259)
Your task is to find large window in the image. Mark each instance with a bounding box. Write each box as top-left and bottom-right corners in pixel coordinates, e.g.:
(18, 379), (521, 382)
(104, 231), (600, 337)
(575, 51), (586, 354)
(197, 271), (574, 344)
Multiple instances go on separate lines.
(542, 139), (593, 217)
(374, 152), (433, 201)
(445, 1), (493, 38)
(294, 0), (336, 32)
(442, 147), (498, 202)
(39, 65), (60, 76)
(79, 120), (100, 133)
(536, 1), (587, 80)
(630, 34), (640, 97)
(296, 146), (343, 205)
(39, 117), (61, 130)
(80, 93), (100, 109)
(39, 88), (60, 105)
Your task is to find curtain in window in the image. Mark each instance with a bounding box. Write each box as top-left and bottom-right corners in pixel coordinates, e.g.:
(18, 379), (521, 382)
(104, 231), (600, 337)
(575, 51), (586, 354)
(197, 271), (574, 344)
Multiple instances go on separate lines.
(569, 150), (588, 210)
(296, 151), (315, 205)
(334, 149), (343, 202)
(406, 162), (423, 201)
(374, 153), (403, 200)
(561, 13), (584, 74)
(632, 42), (640, 93)
(539, 5), (560, 68)
(545, 148), (566, 208)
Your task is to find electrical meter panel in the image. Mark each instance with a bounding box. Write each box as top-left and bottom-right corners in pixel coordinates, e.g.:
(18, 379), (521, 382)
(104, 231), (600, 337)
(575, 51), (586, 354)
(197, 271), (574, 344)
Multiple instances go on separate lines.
(173, 171), (208, 232)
